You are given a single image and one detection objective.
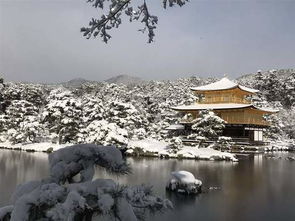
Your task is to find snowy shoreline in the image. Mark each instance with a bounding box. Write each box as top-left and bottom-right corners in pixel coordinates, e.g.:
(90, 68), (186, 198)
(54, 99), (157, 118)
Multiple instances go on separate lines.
(0, 140), (238, 162)
(1, 139), (293, 162)
(0, 142), (72, 153)
(126, 139), (239, 161)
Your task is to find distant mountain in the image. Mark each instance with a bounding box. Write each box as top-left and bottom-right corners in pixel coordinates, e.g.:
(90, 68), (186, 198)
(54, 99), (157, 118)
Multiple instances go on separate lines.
(61, 78), (93, 88)
(105, 74), (144, 85)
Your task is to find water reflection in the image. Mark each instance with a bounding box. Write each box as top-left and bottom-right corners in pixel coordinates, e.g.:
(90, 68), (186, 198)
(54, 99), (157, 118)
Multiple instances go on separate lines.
(0, 150), (295, 221)
(0, 150), (49, 206)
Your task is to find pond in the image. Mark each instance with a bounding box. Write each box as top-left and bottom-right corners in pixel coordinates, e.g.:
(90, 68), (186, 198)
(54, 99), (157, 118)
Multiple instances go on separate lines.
(1, 149), (295, 221)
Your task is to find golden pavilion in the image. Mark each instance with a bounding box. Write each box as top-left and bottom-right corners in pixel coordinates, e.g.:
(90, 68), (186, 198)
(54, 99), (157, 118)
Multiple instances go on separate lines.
(171, 78), (278, 143)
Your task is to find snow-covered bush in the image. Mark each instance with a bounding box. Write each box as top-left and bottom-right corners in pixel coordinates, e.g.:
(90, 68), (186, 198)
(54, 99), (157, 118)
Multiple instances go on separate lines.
(42, 88), (83, 144)
(0, 144), (172, 220)
(166, 171), (202, 195)
(216, 136), (233, 150)
(133, 128), (146, 140)
(191, 110), (225, 139)
(264, 114), (285, 141)
(169, 137), (183, 153)
(0, 99), (43, 144)
(82, 120), (128, 146)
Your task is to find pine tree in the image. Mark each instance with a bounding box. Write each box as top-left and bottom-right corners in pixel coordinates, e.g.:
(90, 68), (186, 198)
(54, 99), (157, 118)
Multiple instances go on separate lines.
(191, 110), (225, 139)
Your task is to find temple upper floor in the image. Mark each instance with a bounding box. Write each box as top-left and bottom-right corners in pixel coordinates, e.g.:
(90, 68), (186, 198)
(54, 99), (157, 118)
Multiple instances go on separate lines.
(190, 78), (259, 104)
(195, 88), (251, 104)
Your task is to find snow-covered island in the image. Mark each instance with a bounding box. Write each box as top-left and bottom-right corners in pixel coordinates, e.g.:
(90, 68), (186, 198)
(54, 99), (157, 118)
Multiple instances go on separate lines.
(166, 171), (202, 194)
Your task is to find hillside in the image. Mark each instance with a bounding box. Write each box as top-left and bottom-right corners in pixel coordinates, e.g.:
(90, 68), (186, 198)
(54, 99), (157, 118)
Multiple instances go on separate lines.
(105, 74), (144, 85)
(61, 78), (93, 88)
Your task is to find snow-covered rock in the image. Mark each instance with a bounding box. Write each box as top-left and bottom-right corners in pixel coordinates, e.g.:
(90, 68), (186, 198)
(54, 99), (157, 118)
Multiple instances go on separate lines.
(166, 171), (202, 194)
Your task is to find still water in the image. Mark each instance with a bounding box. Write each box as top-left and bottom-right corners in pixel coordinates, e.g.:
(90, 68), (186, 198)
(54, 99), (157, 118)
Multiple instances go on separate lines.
(0, 149), (295, 221)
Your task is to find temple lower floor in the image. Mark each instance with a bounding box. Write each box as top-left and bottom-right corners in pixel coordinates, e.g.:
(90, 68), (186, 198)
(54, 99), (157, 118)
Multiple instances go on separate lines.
(222, 124), (267, 142)
(169, 123), (268, 144)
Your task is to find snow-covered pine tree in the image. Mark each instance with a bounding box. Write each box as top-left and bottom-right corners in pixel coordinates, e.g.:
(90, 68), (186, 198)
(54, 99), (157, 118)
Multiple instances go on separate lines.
(42, 88), (83, 144)
(264, 114), (284, 140)
(190, 110), (225, 140)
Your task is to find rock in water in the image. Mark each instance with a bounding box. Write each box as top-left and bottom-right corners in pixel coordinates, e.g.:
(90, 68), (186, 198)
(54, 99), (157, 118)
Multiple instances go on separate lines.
(166, 171), (202, 194)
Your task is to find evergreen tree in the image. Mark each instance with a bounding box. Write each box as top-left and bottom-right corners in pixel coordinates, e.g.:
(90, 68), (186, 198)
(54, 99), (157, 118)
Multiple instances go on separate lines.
(191, 110), (225, 139)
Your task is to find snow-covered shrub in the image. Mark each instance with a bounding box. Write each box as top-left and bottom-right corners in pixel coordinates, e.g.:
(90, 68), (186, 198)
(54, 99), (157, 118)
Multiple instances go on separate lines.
(276, 108), (295, 139)
(133, 128), (146, 140)
(80, 95), (104, 124)
(166, 171), (202, 195)
(169, 137), (183, 153)
(82, 120), (128, 146)
(2, 82), (47, 106)
(0, 99), (43, 144)
(216, 136), (233, 150)
(264, 114), (285, 141)
(7, 129), (23, 144)
(42, 88), (83, 144)
(191, 110), (225, 139)
(0, 144), (172, 220)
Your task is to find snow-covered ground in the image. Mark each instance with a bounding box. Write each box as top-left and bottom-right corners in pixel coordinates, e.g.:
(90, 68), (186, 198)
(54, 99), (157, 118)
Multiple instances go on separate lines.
(0, 142), (72, 152)
(2, 138), (294, 162)
(127, 139), (238, 162)
(0, 139), (238, 162)
(264, 140), (295, 151)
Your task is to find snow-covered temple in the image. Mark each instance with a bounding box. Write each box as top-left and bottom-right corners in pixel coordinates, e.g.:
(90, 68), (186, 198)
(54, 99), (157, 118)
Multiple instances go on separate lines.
(171, 78), (278, 143)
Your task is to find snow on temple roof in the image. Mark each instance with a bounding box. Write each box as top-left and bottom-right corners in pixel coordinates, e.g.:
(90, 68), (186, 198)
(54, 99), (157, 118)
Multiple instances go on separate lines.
(171, 103), (252, 111)
(191, 77), (259, 93)
(171, 103), (278, 113)
(254, 106), (279, 113)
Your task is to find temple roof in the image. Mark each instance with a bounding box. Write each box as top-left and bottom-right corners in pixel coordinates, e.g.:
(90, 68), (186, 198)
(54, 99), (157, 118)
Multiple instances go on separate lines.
(171, 103), (278, 113)
(191, 77), (259, 93)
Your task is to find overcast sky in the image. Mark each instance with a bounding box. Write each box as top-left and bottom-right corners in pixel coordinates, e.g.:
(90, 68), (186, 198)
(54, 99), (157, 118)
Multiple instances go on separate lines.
(0, 0), (294, 83)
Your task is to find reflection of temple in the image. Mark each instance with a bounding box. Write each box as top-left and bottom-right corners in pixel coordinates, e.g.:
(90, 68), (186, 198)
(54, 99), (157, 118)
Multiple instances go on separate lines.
(171, 78), (278, 144)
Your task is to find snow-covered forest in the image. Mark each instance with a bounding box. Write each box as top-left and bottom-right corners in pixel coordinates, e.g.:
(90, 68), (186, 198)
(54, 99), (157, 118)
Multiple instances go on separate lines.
(0, 69), (294, 152)
(0, 69), (295, 220)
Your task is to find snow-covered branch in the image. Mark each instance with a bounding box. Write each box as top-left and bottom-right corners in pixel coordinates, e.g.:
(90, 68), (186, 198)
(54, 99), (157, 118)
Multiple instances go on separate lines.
(81, 0), (188, 43)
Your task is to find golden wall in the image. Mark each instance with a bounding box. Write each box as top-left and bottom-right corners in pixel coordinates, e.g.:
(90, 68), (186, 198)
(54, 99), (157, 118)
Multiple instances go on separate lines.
(194, 88), (251, 104)
(180, 108), (269, 126)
